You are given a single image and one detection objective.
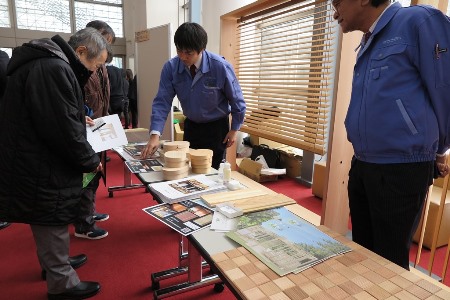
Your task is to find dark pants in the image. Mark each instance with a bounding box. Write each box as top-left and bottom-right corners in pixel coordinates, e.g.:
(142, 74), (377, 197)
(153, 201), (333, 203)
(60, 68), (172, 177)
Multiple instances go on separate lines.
(123, 100), (130, 128)
(73, 171), (101, 233)
(31, 224), (79, 293)
(129, 98), (138, 128)
(348, 158), (434, 269)
(183, 117), (229, 169)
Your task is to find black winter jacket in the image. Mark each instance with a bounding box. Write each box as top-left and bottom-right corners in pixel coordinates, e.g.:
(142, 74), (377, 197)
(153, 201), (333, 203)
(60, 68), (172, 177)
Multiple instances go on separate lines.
(0, 35), (100, 225)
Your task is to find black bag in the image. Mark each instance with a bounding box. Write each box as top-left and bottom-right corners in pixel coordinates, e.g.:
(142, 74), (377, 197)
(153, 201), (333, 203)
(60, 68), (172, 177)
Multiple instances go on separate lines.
(250, 144), (281, 168)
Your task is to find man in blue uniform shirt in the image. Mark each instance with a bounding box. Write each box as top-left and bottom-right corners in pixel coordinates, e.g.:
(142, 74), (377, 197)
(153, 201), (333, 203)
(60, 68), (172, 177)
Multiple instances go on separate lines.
(333, 0), (450, 269)
(141, 22), (246, 169)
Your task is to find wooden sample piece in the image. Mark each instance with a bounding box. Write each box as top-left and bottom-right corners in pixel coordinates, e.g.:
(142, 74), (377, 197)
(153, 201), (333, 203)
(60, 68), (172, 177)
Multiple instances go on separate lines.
(201, 189), (269, 207)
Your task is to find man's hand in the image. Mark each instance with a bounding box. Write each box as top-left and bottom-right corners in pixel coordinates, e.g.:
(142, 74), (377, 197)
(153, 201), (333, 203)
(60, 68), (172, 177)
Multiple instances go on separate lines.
(436, 154), (449, 178)
(95, 162), (103, 173)
(222, 130), (238, 148)
(86, 116), (95, 126)
(141, 134), (160, 158)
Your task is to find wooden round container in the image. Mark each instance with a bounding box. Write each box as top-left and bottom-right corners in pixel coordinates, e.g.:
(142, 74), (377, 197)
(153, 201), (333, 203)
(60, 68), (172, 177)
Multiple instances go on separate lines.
(164, 150), (187, 163)
(163, 141), (190, 152)
(191, 166), (210, 174)
(162, 165), (189, 180)
(189, 149), (213, 170)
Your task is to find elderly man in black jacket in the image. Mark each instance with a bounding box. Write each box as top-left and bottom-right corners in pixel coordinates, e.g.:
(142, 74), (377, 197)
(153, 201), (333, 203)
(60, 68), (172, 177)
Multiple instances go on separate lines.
(0, 28), (108, 300)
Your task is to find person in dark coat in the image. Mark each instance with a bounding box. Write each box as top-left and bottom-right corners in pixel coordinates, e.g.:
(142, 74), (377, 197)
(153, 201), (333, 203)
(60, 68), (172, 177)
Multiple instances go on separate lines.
(0, 28), (108, 299)
(106, 64), (123, 115)
(0, 49), (10, 231)
(126, 69), (138, 128)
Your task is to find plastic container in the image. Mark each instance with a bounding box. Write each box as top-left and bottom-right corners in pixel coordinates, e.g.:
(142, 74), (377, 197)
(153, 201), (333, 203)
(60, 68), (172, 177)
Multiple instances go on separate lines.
(223, 162), (231, 184)
(217, 162), (225, 183)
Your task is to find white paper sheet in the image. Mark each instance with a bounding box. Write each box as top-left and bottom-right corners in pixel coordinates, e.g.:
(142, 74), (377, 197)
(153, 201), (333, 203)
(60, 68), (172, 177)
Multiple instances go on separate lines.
(86, 114), (128, 153)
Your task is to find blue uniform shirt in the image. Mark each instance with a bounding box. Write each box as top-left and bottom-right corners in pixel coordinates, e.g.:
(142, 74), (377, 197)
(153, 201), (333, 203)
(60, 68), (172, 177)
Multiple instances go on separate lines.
(150, 50), (246, 134)
(346, 3), (450, 163)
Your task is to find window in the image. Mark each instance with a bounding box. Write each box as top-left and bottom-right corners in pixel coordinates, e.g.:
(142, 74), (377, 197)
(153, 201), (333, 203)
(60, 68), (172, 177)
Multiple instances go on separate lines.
(0, 0), (10, 28)
(235, 0), (338, 155)
(12, 0), (123, 36)
(74, 1), (123, 37)
(0, 47), (12, 58)
(15, 0), (71, 32)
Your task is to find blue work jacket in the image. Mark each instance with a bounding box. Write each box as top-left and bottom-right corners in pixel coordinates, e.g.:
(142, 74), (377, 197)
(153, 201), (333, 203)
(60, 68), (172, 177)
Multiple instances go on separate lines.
(345, 3), (450, 163)
(150, 50), (246, 134)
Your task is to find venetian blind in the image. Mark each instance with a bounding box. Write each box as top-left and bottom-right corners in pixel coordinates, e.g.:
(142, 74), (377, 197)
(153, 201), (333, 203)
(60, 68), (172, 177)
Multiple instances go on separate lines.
(236, 0), (337, 155)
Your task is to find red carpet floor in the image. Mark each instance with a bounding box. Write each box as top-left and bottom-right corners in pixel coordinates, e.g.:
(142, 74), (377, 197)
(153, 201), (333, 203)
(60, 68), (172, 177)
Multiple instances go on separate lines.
(0, 151), (448, 299)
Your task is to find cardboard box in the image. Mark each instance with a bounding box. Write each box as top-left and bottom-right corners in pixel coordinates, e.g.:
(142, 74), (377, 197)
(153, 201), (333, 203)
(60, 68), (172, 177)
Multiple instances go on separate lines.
(280, 151), (302, 178)
(174, 123), (183, 141)
(312, 161), (326, 199)
(238, 158), (278, 183)
(413, 185), (450, 249)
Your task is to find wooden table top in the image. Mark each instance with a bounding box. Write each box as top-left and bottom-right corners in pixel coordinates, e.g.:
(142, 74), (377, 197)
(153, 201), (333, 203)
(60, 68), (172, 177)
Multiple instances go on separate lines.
(211, 225), (450, 300)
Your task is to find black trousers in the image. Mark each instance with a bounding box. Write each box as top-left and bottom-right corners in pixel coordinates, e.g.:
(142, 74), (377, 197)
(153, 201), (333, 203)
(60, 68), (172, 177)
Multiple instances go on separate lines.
(348, 158), (434, 269)
(183, 117), (229, 169)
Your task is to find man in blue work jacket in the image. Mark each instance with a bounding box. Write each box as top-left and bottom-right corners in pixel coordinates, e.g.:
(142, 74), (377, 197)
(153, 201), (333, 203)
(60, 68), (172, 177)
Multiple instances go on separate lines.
(333, 0), (450, 269)
(141, 22), (246, 169)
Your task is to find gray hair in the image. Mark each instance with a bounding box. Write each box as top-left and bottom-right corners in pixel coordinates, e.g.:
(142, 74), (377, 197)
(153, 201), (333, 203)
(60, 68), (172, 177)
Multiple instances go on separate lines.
(68, 27), (109, 60)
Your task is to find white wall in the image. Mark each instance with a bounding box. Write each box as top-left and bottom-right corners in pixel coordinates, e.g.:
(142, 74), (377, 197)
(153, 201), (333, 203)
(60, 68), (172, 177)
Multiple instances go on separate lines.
(124, 0), (257, 70)
(201, 0), (257, 54)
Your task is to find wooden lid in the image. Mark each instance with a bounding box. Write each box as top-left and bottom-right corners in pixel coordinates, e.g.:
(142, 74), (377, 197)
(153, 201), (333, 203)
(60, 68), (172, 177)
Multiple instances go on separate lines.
(163, 141), (190, 151)
(189, 149), (213, 160)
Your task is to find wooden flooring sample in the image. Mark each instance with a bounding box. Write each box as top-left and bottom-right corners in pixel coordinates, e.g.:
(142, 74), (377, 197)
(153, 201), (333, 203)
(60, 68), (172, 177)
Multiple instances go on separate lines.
(201, 189), (268, 207)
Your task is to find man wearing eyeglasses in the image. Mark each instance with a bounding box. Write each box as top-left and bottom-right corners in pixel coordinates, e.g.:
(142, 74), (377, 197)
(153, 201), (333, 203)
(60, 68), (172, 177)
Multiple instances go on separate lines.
(333, 0), (450, 270)
(141, 22), (246, 169)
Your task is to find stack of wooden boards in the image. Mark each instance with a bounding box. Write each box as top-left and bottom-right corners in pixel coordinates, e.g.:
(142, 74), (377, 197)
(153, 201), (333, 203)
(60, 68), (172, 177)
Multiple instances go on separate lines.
(201, 188), (296, 213)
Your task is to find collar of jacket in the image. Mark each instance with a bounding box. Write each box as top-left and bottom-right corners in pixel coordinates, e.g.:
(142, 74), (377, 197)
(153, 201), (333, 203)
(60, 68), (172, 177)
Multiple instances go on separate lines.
(51, 35), (93, 88)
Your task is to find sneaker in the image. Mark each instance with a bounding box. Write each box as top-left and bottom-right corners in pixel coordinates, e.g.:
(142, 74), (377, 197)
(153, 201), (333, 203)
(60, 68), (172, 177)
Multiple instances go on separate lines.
(75, 228), (108, 240)
(0, 222), (10, 230)
(93, 213), (109, 222)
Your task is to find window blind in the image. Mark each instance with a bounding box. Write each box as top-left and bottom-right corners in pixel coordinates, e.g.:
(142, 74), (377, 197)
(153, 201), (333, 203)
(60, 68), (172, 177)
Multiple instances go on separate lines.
(235, 0), (337, 155)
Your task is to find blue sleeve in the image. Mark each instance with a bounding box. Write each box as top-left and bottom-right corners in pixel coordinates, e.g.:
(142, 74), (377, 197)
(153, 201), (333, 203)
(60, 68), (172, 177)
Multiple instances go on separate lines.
(223, 64), (246, 131)
(418, 13), (450, 154)
(150, 63), (176, 134)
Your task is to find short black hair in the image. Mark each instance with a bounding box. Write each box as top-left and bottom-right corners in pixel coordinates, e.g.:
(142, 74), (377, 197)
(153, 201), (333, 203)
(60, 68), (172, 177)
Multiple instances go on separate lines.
(174, 22), (207, 53)
(371, 0), (390, 7)
(86, 20), (116, 44)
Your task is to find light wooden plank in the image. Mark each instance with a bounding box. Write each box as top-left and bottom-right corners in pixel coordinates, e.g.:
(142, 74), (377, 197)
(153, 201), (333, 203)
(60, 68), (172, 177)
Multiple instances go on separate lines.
(201, 189), (268, 206)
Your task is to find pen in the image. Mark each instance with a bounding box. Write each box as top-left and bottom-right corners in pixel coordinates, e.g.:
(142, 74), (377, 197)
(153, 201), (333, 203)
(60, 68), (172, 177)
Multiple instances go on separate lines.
(92, 122), (106, 132)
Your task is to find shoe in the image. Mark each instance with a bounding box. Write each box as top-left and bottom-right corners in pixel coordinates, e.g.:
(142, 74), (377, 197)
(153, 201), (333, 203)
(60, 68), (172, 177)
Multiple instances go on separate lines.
(74, 228), (108, 240)
(41, 254), (88, 280)
(47, 281), (101, 300)
(93, 213), (109, 222)
(0, 221), (10, 230)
